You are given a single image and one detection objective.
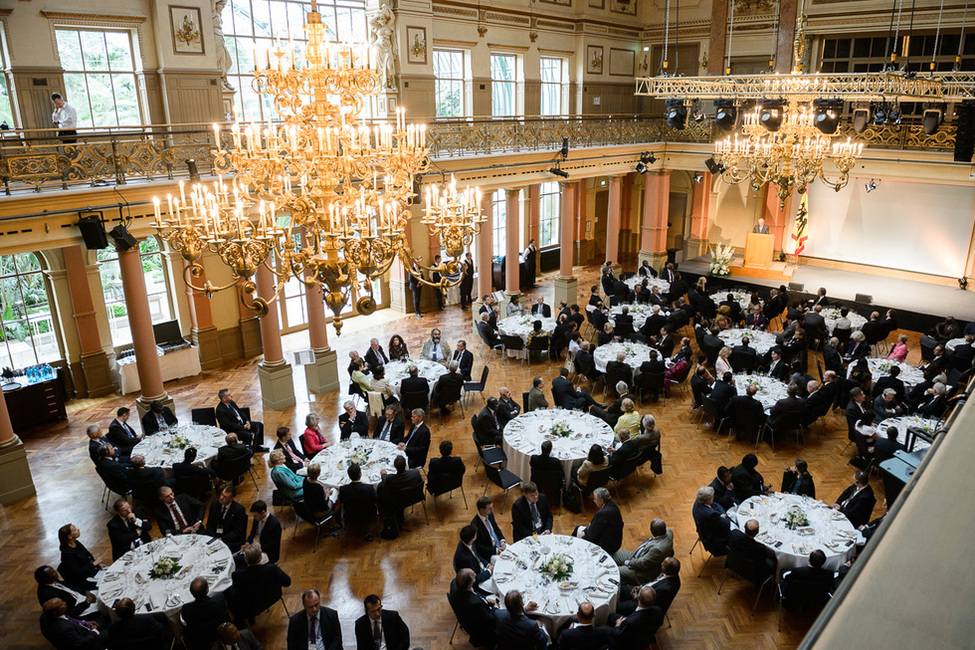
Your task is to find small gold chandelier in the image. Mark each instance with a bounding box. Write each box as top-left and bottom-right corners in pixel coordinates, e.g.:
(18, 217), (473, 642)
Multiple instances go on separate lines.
(153, 1), (483, 334)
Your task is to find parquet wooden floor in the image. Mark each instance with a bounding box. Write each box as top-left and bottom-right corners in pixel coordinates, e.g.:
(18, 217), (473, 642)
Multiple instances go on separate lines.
(0, 263), (903, 649)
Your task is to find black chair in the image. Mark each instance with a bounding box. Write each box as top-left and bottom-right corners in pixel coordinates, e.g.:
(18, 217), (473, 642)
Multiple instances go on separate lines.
(400, 388), (429, 416)
(777, 574), (833, 631)
(527, 335), (551, 365)
(717, 546), (775, 616)
(603, 365), (633, 400)
(427, 459), (468, 517)
(729, 401), (765, 449)
(463, 366), (489, 407)
(95, 466), (131, 511)
(572, 468), (611, 513)
(689, 520), (725, 577)
(833, 327), (852, 352)
(729, 350), (757, 374)
(128, 472), (162, 510)
(389, 482), (429, 536)
(636, 371), (666, 404)
(697, 396), (729, 435)
(482, 463), (521, 512)
(191, 407), (217, 426)
(500, 335), (526, 367)
(436, 380), (465, 423)
(608, 455), (642, 495)
(761, 410), (805, 452)
(472, 415), (506, 470)
(531, 467), (564, 512)
(920, 334), (939, 361)
(175, 471), (214, 502)
(522, 391), (530, 413)
(217, 453), (259, 490)
(476, 326), (503, 362)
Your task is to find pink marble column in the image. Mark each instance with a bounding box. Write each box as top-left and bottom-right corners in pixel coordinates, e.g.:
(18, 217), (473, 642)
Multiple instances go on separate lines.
(559, 181), (576, 277)
(640, 171), (671, 256)
(117, 244), (166, 401)
(477, 192), (494, 298)
(61, 245), (102, 355)
(256, 264), (285, 366)
(0, 387), (15, 445)
(688, 172), (713, 245)
(505, 188), (521, 294)
(605, 175), (622, 263)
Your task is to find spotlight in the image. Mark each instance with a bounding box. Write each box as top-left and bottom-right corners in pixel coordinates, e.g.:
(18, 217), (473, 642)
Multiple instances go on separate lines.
(559, 137), (570, 159)
(959, 277), (969, 290)
(864, 179), (878, 193)
(635, 152), (657, 174)
(922, 105), (944, 136)
(759, 99), (784, 132)
(549, 167), (569, 178)
(692, 107), (706, 123)
(645, 153), (657, 164)
(635, 162), (647, 174)
(852, 107), (870, 133)
(186, 159), (201, 183)
(665, 99), (687, 130)
(693, 172), (704, 183)
(872, 102), (887, 125)
(813, 99), (842, 135)
(704, 157), (725, 175)
(714, 99), (738, 131)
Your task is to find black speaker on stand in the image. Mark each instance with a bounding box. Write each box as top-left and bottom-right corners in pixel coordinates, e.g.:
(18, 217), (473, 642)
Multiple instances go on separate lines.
(77, 214), (108, 249)
(954, 100), (975, 163)
(109, 225), (138, 251)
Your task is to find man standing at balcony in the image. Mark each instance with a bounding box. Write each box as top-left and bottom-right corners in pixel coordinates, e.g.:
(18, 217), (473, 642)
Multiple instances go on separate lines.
(50, 93), (78, 144)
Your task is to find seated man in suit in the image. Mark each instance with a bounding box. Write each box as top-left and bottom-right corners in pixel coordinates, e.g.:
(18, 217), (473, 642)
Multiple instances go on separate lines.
(106, 407), (143, 456)
(338, 463), (379, 537)
(205, 484), (248, 551)
(527, 376), (549, 412)
(780, 550), (834, 612)
(243, 500), (281, 565)
(472, 496), (508, 561)
(573, 341), (599, 381)
(731, 335), (758, 367)
(449, 569), (498, 648)
(728, 519), (778, 580)
(106, 498), (153, 561)
(708, 466), (738, 511)
(39, 597), (107, 649)
(478, 313), (503, 350)
(399, 365), (431, 400)
(155, 485), (204, 535)
(374, 406), (405, 442)
(431, 361), (466, 416)
(453, 524), (494, 586)
(420, 328), (451, 365)
(511, 482), (553, 542)
(823, 336), (845, 375)
(495, 590), (549, 650)
(85, 424), (116, 465)
(338, 400), (370, 440)
(709, 372), (738, 417)
(745, 305), (768, 330)
(767, 383), (805, 432)
(396, 408), (431, 469)
(530, 296), (552, 318)
(610, 585), (664, 648)
(474, 398), (504, 447)
(35, 566), (102, 623)
(558, 601), (612, 650)
(230, 544), (292, 621)
(139, 399), (177, 436)
(451, 339), (475, 381)
(216, 433), (253, 484)
(690, 365), (713, 410)
(108, 597), (172, 648)
(354, 594), (411, 650)
(126, 454), (174, 505)
(873, 365), (906, 403)
(613, 518), (674, 587)
(874, 387), (909, 422)
(95, 442), (130, 492)
(181, 577), (230, 648)
(377, 455), (423, 538)
(551, 368), (601, 412)
(617, 556), (683, 618)
(529, 439), (561, 481)
(364, 337), (389, 370)
(730, 453), (770, 502)
(573, 488), (624, 555)
(427, 440), (466, 497)
(764, 348), (790, 381)
(874, 426), (908, 464)
(832, 471), (876, 528)
(497, 386), (521, 429)
(286, 589), (342, 650)
(692, 486), (731, 555)
(215, 388), (266, 452)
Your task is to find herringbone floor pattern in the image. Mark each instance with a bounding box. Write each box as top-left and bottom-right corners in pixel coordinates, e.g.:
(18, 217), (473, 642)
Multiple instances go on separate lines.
(0, 263), (902, 649)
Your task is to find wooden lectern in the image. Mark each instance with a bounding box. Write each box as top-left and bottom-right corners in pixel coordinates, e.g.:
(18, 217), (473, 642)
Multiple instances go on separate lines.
(744, 233), (774, 269)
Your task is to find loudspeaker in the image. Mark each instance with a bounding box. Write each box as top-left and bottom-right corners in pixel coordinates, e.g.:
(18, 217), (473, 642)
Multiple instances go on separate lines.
(788, 282), (804, 292)
(954, 100), (975, 163)
(77, 215), (108, 249)
(854, 293), (873, 305)
(109, 225), (138, 251)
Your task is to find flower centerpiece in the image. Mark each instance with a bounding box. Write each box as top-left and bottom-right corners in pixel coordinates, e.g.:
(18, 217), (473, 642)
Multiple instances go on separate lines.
(550, 422), (573, 438)
(784, 507), (809, 530)
(539, 553), (574, 582)
(166, 433), (190, 450)
(876, 361), (894, 374)
(150, 556), (182, 579)
(709, 243), (735, 277)
(623, 345), (634, 356)
(349, 447), (371, 466)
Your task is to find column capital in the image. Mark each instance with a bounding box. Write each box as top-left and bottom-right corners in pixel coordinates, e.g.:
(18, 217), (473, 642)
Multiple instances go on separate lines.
(606, 174), (623, 181)
(557, 179), (576, 190)
(505, 187), (524, 197)
(647, 169), (672, 177)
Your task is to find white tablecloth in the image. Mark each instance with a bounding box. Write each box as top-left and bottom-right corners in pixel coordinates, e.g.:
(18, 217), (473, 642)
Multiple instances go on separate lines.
(821, 308), (867, 337)
(945, 337), (974, 353)
(301, 436), (405, 489)
(593, 341), (658, 373)
(130, 424), (225, 476)
(624, 276), (671, 294)
(116, 346), (202, 395)
(732, 374), (789, 413)
(711, 290), (758, 313)
(96, 535), (233, 620)
(877, 415), (937, 451)
(852, 358), (926, 389)
(608, 303), (670, 330)
(502, 410), (615, 485)
(384, 359), (448, 398)
(719, 328), (778, 355)
(492, 534), (620, 633)
(733, 493), (858, 576)
(498, 315), (558, 343)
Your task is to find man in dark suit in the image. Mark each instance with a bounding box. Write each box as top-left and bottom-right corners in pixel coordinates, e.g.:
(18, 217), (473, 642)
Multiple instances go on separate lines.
(454, 525), (493, 586)
(614, 306), (635, 339)
(529, 440), (562, 480)
(354, 594), (411, 650)
(510, 482), (553, 542)
(215, 433), (253, 484)
(478, 313), (503, 350)
(709, 372), (738, 416)
(765, 348), (790, 381)
(708, 466), (738, 511)
(692, 486), (731, 554)
(768, 383), (805, 431)
(474, 398), (504, 447)
(155, 486), (204, 535)
(139, 400), (178, 436)
(551, 368), (600, 411)
(460, 259), (475, 309)
(874, 387), (908, 421)
(108, 598), (172, 647)
(558, 601), (612, 650)
(213, 622), (262, 650)
(427, 439), (466, 496)
(832, 471), (876, 528)
(859, 498), (888, 542)
(86, 425), (115, 465)
(215, 388), (266, 451)
(399, 365), (431, 398)
(873, 365), (906, 403)
(230, 545), (292, 621)
(244, 500), (281, 564)
(364, 338), (389, 369)
(431, 361), (466, 416)
(338, 401), (370, 440)
(39, 598), (106, 649)
(106, 407), (142, 455)
(396, 408), (431, 469)
(205, 484), (248, 551)
(530, 296), (552, 318)
(472, 496), (507, 561)
(780, 549), (834, 606)
(338, 463), (379, 534)
(374, 406), (405, 442)
(449, 569), (497, 648)
(286, 589), (342, 650)
(573, 342), (599, 382)
(34, 567), (100, 622)
(451, 339), (475, 381)
(745, 305), (768, 330)
(845, 388), (868, 440)
(408, 265), (423, 317)
(690, 365), (713, 409)
(126, 454), (174, 504)
(575, 488), (624, 555)
(729, 519), (778, 580)
(874, 426), (908, 464)
(731, 336), (758, 368)
(495, 590), (549, 649)
(106, 498), (152, 561)
(610, 585), (664, 648)
(377, 455), (423, 538)
(496, 386), (521, 429)
(181, 577), (230, 649)
(823, 337), (845, 376)
(95, 442), (130, 492)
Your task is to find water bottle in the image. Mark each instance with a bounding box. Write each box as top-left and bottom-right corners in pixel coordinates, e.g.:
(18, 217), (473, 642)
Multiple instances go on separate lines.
(46, 364), (54, 379)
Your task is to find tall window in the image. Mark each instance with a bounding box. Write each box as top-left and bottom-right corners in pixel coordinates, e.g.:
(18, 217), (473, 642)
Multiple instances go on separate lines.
(54, 29), (141, 127)
(538, 182), (561, 247)
(491, 53), (518, 117)
(434, 49), (468, 118)
(224, 0), (368, 121)
(540, 57), (568, 116)
(492, 190), (506, 258)
(0, 33), (14, 127)
(98, 238), (173, 347)
(0, 253), (60, 368)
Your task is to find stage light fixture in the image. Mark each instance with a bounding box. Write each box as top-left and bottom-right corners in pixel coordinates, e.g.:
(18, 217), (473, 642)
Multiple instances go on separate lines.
(559, 137), (570, 159)
(635, 151), (657, 174)
(704, 157), (725, 175)
(813, 99), (842, 134)
(665, 99), (687, 130)
(548, 167), (569, 178)
(758, 99), (784, 132)
(852, 107), (870, 133)
(636, 162), (647, 174)
(645, 153), (657, 164)
(693, 172), (704, 183)
(714, 99), (738, 131)
(864, 179), (878, 193)
(959, 277), (968, 290)
(922, 105), (945, 135)
(872, 102), (887, 125)
(692, 105), (706, 123)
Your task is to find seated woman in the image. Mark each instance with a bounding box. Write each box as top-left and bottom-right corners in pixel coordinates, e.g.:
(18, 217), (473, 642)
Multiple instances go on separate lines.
(506, 294), (524, 316)
(567, 331), (583, 357)
(58, 524), (105, 592)
(302, 463), (334, 518)
(574, 443), (610, 487)
(714, 305), (734, 331)
(526, 320), (546, 346)
(695, 352), (716, 383)
(370, 365), (395, 404)
(598, 323), (617, 346)
(715, 346), (734, 377)
(613, 398), (641, 441)
(274, 426), (308, 472)
(350, 359), (372, 394)
(268, 449), (304, 501)
(849, 357), (873, 394)
(301, 414), (330, 458)
(887, 333), (909, 363)
(388, 334), (409, 361)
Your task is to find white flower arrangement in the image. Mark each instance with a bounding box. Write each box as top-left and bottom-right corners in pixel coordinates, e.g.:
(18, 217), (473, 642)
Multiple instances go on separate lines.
(709, 244), (735, 277)
(166, 434), (190, 450)
(150, 556), (182, 579)
(540, 553), (574, 581)
(784, 507), (809, 530)
(549, 422), (573, 438)
(349, 447), (371, 466)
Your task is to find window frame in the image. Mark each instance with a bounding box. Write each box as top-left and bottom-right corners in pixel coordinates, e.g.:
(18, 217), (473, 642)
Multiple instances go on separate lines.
(537, 182), (562, 248)
(490, 52), (522, 118)
(433, 48), (472, 118)
(0, 253), (62, 368)
(539, 56), (568, 116)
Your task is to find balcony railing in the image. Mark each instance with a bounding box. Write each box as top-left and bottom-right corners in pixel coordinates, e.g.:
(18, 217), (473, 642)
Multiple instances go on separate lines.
(0, 115), (956, 195)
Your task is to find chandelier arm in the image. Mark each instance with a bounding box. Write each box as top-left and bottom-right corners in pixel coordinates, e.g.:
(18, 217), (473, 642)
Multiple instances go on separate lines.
(182, 263), (240, 296)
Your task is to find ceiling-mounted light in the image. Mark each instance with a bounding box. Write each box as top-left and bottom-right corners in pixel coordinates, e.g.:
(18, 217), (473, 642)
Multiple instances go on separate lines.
(635, 151), (657, 174)
(693, 172), (704, 183)
(714, 99), (738, 131)
(635, 162), (647, 174)
(759, 99), (785, 131)
(922, 104), (945, 135)
(549, 167), (569, 178)
(852, 107), (870, 133)
(665, 99), (688, 130)
(813, 98), (843, 135)
(864, 179), (878, 193)
(705, 157), (725, 175)
(559, 137), (570, 158)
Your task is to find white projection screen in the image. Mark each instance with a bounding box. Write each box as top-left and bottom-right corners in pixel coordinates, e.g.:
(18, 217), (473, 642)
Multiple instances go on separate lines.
(803, 181), (975, 277)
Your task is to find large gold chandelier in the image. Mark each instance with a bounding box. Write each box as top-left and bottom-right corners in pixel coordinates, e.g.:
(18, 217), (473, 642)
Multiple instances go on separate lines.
(152, 1), (484, 334)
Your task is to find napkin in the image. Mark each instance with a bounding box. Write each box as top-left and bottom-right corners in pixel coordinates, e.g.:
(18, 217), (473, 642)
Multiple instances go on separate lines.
(151, 591), (166, 610)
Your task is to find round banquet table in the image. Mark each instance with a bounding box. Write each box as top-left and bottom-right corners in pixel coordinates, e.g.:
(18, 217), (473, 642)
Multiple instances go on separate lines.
(821, 307), (867, 337)
(608, 303), (670, 330)
(732, 374), (789, 413)
(945, 337), (974, 353)
(498, 315), (558, 343)
(131, 424), (225, 477)
(492, 534), (620, 633)
(732, 493), (859, 577)
(877, 415), (937, 452)
(852, 358), (926, 389)
(96, 534), (233, 620)
(502, 410), (615, 486)
(301, 436), (405, 489)
(624, 275), (670, 295)
(711, 290), (758, 313)
(384, 359), (447, 398)
(593, 341), (662, 373)
(719, 328), (778, 355)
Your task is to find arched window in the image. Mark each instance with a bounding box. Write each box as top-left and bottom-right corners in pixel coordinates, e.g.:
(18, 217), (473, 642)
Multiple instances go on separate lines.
(97, 237), (174, 347)
(0, 253), (61, 367)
